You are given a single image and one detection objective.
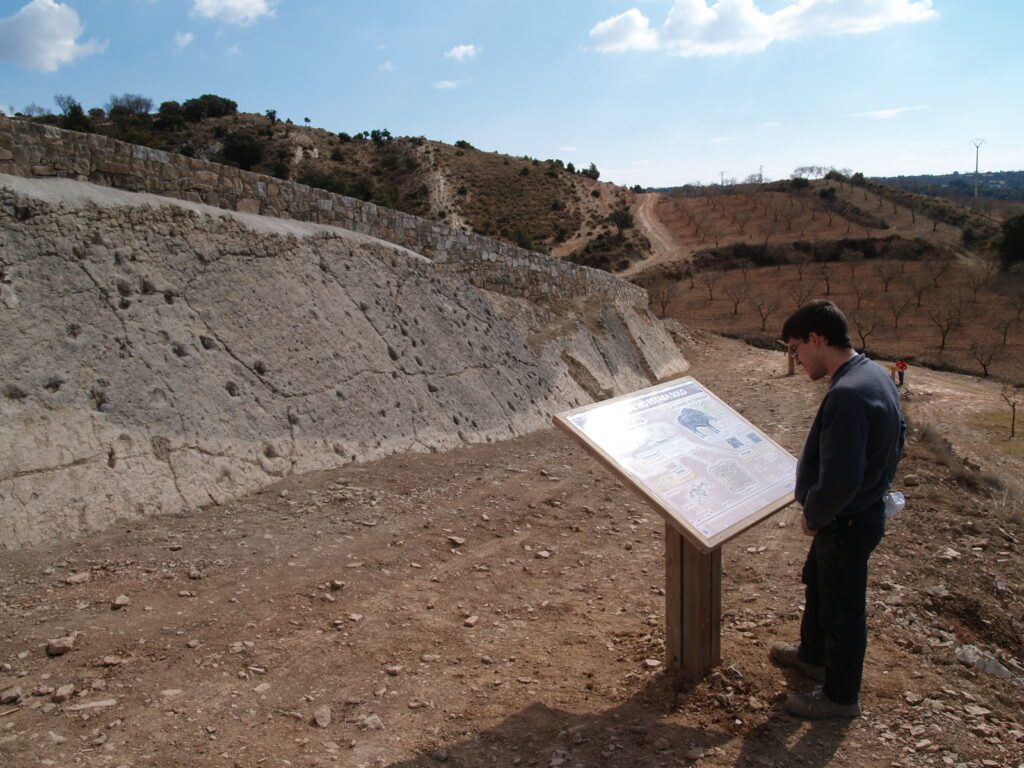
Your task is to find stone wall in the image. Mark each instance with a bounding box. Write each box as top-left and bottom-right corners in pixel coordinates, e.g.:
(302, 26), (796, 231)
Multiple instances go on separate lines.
(0, 119), (646, 307)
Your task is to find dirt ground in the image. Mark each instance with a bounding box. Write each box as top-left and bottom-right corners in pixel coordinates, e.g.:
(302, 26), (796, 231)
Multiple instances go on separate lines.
(2, 331), (1023, 768)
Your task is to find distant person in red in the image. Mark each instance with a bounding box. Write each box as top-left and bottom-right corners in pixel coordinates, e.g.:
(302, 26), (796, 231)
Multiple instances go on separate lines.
(895, 360), (907, 387)
(772, 301), (906, 720)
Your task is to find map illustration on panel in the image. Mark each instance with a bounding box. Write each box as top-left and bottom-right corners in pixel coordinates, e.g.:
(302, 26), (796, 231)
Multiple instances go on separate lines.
(560, 378), (796, 545)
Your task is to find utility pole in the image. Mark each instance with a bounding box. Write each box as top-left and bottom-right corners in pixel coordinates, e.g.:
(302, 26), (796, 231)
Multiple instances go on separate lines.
(970, 138), (985, 209)
(719, 171), (724, 187)
(759, 165), (763, 184)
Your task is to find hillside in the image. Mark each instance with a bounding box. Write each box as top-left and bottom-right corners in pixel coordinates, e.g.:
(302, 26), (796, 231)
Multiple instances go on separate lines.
(13, 100), (648, 269)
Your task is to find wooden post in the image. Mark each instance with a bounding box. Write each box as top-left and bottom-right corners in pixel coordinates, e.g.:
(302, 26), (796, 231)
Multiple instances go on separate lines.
(665, 523), (722, 687)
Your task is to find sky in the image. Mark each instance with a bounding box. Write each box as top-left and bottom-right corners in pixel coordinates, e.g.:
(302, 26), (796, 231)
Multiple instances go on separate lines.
(1, 0), (1022, 187)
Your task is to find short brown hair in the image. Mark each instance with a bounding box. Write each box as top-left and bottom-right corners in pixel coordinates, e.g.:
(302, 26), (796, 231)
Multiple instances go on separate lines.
(781, 300), (852, 349)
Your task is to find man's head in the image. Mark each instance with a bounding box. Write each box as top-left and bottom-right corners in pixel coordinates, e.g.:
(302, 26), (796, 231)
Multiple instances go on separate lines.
(782, 300), (854, 381)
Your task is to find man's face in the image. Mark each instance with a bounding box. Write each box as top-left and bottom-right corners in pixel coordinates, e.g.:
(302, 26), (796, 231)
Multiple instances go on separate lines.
(787, 333), (828, 381)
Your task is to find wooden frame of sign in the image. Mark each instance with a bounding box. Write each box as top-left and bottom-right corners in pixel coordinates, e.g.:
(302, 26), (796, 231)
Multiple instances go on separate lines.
(554, 376), (796, 686)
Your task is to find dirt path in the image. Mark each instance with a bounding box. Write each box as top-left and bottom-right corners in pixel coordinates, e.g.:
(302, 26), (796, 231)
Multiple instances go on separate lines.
(2, 332), (1022, 768)
(630, 194), (680, 274)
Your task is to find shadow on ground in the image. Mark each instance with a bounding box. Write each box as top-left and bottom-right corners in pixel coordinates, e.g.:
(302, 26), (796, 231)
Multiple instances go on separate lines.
(387, 671), (852, 768)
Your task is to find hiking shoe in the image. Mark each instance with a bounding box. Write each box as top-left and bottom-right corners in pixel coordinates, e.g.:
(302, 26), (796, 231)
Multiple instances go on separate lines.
(785, 686), (861, 720)
(769, 642), (825, 682)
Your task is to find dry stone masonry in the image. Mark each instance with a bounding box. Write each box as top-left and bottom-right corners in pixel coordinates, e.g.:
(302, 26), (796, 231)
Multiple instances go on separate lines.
(0, 175), (686, 548)
(0, 119), (645, 307)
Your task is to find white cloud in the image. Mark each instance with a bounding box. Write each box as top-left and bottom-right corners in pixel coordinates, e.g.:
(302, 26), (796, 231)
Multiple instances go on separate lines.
(175, 31), (195, 49)
(558, 146), (578, 152)
(443, 43), (481, 61)
(225, 43), (241, 56)
(588, 9), (659, 53)
(0, 0), (107, 72)
(588, 0), (937, 57)
(192, 0), (273, 26)
(379, 59), (396, 72)
(434, 80), (459, 90)
(850, 105), (926, 119)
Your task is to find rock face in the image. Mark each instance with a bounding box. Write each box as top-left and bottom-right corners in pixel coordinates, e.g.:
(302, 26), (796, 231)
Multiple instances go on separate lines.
(0, 175), (686, 548)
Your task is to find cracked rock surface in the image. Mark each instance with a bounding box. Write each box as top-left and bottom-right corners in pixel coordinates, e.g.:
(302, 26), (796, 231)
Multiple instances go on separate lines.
(0, 175), (686, 548)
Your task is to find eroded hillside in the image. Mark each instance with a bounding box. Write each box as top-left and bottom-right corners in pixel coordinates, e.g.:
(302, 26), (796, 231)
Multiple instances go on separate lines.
(0, 175), (684, 548)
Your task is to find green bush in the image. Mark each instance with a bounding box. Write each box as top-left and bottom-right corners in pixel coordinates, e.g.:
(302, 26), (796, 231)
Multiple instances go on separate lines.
(999, 213), (1024, 269)
(219, 132), (263, 170)
(454, 139), (474, 150)
(182, 94), (238, 122)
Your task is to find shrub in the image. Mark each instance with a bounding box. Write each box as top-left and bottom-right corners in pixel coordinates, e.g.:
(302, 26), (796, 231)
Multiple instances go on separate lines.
(580, 163), (600, 180)
(519, 167), (529, 176)
(791, 177), (811, 189)
(370, 128), (392, 146)
(330, 146), (345, 162)
(155, 101), (185, 131)
(182, 94), (238, 122)
(1000, 213), (1024, 270)
(591, 189), (600, 198)
(338, 132), (352, 143)
(219, 132), (263, 170)
(454, 139), (474, 150)
(106, 93), (153, 117)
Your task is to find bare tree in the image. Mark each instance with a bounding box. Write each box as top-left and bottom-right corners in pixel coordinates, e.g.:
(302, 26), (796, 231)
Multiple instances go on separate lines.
(907, 273), (929, 309)
(968, 341), (999, 378)
(753, 294), (781, 332)
(699, 271), (722, 301)
(789, 282), (816, 310)
(850, 309), (880, 351)
(815, 263), (833, 296)
(924, 257), (951, 288)
(685, 266), (697, 290)
(649, 281), (674, 318)
(927, 302), (960, 352)
(1001, 385), (1020, 439)
(850, 279), (870, 310)
(997, 314), (1015, 346)
(964, 266), (990, 302)
(1008, 287), (1024, 323)
(874, 261), (902, 293)
(884, 294), (911, 331)
(794, 260), (808, 281)
(723, 277), (750, 316)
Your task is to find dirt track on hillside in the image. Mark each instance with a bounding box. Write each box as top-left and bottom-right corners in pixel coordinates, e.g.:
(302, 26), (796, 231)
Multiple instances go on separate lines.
(631, 193), (681, 274)
(2, 331), (1023, 768)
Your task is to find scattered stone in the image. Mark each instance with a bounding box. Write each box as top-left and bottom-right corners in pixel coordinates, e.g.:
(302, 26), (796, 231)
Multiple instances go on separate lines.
(65, 572), (90, 585)
(46, 635), (76, 657)
(447, 536), (466, 547)
(536, 550), (551, 559)
(938, 548), (961, 561)
(0, 685), (23, 705)
(329, 580), (345, 591)
(384, 665), (402, 676)
(313, 705), (332, 728)
(47, 731), (65, 744)
(52, 684), (75, 703)
(643, 659), (662, 670)
(347, 613), (363, 622)
(110, 594), (131, 610)
(420, 654), (441, 663)
(463, 615), (479, 628)
(254, 683), (271, 694)
(186, 639), (201, 649)
(904, 691), (923, 705)
(903, 474), (920, 487)
(160, 689), (183, 698)
(361, 713), (385, 731)
(188, 568), (203, 580)
(64, 698), (117, 712)
(99, 655), (122, 667)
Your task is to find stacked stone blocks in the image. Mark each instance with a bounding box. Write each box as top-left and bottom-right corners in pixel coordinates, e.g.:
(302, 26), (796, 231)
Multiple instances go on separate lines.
(0, 119), (646, 307)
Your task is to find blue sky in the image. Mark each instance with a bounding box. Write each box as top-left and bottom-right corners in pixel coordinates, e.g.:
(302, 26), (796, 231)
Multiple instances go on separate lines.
(1, 0), (1022, 187)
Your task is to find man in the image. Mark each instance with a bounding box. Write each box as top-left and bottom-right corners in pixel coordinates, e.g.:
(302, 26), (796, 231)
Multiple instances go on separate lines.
(772, 300), (906, 719)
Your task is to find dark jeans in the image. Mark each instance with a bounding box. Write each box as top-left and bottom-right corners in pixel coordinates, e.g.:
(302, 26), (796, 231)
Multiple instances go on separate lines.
(798, 514), (885, 705)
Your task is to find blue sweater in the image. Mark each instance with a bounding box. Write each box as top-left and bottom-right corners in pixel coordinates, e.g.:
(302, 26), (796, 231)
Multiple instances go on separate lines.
(795, 354), (906, 531)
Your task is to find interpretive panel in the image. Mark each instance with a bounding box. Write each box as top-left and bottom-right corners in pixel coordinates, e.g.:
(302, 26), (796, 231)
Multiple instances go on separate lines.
(554, 377), (796, 551)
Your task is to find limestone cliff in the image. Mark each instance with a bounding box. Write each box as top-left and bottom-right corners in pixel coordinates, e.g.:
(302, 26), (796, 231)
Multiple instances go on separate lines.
(0, 176), (686, 548)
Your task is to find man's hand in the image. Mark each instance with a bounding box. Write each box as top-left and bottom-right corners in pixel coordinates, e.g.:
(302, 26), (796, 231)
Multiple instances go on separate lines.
(801, 515), (815, 537)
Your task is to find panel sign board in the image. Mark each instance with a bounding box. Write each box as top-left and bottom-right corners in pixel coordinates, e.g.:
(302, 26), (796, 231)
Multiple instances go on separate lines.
(554, 376), (797, 552)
